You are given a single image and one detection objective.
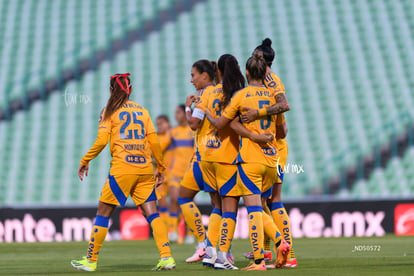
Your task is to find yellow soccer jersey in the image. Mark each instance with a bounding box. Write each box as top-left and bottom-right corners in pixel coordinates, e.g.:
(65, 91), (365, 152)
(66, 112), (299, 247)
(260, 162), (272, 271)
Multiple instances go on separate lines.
(81, 100), (165, 175)
(264, 71), (287, 151)
(203, 84), (239, 164)
(169, 125), (194, 177)
(158, 132), (173, 169)
(223, 84), (277, 167)
(192, 84), (215, 161)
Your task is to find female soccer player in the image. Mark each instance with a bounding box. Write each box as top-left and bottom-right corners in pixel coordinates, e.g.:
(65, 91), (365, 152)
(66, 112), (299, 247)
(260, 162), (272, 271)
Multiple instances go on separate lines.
(242, 38), (296, 268)
(199, 54), (248, 268)
(207, 53), (290, 270)
(167, 105), (194, 242)
(70, 73), (176, 272)
(177, 59), (220, 263)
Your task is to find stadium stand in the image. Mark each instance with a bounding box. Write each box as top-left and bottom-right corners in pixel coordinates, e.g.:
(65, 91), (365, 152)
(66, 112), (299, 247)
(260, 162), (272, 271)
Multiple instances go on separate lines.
(0, 0), (413, 206)
(0, 0), (177, 109)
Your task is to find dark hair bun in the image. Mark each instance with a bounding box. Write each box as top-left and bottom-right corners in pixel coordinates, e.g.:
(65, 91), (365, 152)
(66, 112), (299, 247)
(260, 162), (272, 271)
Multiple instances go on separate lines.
(262, 38), (272, 47)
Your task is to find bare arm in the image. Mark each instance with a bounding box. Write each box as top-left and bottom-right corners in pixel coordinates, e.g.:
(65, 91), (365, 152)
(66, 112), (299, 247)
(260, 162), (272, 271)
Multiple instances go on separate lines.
(275, 113), (288, 139)
(241, 93), (290, 123)
(276, 123), (288, 139)
(230, 118), (274, 143)
(205, 108), (231, 130)
(266, 93), (290, 115)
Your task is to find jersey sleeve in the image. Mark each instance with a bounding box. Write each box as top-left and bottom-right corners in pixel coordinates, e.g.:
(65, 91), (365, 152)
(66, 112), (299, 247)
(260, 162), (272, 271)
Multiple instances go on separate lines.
(80, 109), (111, 165)
(148, 133), (167, 173)
(145, 110), (156, 136)
(222, 91), (242, 120)
(264, 72), (286, 96)
(194, 88), (210, 112)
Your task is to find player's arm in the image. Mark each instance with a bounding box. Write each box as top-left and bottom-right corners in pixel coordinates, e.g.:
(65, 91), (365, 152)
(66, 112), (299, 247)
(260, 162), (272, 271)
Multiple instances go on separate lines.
(207, 91), (241, 130)
(241, 93), (290, 123)
(78, 125), (110, 180)
(148, 133), (166, 173)
(276, 114), (288, 139)
(230, 118), (274, 143)
(148, 133), (166, 187)
(205, 108), (231, 130)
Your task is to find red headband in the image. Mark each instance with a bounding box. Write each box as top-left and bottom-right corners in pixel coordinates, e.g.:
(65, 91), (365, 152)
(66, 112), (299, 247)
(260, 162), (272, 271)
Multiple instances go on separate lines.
(110, 73), (131, 95)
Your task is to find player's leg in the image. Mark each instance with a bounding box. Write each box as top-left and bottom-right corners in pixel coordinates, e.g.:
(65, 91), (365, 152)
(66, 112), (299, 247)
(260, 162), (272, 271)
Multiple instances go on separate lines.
(206, 191), (221, 249)
(262, 199), (273, 260)
(141, 200), (176, 271)
(270, 182), (296, 268)
(205, 162), (238, 269)
(71, 201), (116, 272)
(156, 181), (169, 225)
(133, 174), (175, 271)
(168, 182), (180, 242)
(71, 175), (126, 271)
(214, 196), (239, 270)
(243, 186), (274, 262)
(238, 163), (267, 271)
(179, 160), (207, 262)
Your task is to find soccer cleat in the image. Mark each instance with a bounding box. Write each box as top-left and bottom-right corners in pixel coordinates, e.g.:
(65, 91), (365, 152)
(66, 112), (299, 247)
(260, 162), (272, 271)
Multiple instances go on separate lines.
(241, 260), (266, 271)
(71, 256), (97, 272)
(185, 247), (206, 263)
(152, 257), (176, 271)
(243, 251), (273, 262)
(266, 239), (291, 269)
(214, 258), (238, 270)
(283, 258), (297, 268)
(168, 231), (178, 243)
(202, 247), (217, 267)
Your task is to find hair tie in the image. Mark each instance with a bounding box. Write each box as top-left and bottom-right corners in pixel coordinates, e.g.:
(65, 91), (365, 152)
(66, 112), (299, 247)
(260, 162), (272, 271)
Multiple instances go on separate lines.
(110, 73), (131, 95)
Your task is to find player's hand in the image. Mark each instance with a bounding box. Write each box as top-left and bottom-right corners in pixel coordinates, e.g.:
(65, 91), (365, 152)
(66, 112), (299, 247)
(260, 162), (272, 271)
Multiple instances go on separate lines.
(252, 132), (274, 143)
(78, 165), (89, 181)
(155, 172), (164, 187)
(241, 106), (258, 123)
(186, 95), (196, 107)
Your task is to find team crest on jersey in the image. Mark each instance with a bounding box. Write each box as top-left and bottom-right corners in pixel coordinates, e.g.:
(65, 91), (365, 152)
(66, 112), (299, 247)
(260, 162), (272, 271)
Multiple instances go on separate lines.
(261, 147), (277, 156)
(194, 96), (201, 104)
(125, 155), (146, 164)
(206, 139), (221, 149)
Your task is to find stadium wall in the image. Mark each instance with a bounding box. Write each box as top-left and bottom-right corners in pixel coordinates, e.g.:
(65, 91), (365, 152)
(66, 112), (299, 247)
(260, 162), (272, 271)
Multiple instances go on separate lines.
(0, 200), (413, 243)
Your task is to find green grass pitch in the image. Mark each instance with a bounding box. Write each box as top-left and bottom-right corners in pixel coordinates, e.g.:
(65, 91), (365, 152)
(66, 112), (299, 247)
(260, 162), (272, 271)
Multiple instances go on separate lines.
(0, 235), (413, 275)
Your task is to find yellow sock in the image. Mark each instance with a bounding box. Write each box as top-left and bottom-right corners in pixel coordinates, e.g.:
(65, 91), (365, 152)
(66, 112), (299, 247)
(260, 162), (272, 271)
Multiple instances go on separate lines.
(264, 234), (271, 251)
(263, 203), (272, 251)
(263, 211), (282, 245)
(271, 202), (294, 258)
(86, 215), (109, 263)
(247, 206), (264, 261)
(159, 207), (169, 226)
(218, 212), (236, 253)
(147, 213), (171, 258)
(207, 208), (222, 248)
(168, 212), (179, 232)
(178, 198), (205, 242)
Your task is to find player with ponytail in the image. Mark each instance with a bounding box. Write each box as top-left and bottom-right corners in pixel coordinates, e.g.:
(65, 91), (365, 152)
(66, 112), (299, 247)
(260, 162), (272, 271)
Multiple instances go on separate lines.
(71, 73), (176, 272)
(207, 53), (290, 270)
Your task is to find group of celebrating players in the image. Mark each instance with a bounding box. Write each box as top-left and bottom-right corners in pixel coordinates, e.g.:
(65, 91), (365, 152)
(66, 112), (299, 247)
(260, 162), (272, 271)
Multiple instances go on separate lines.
(70, 38), (296, 272)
